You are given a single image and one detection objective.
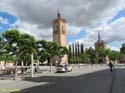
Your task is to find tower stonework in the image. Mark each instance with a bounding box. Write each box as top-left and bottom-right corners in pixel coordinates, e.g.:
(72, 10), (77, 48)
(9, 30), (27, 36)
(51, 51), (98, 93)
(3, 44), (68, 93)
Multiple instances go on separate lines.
(52, 11), (68, 64)
(95, 32), (106, 49)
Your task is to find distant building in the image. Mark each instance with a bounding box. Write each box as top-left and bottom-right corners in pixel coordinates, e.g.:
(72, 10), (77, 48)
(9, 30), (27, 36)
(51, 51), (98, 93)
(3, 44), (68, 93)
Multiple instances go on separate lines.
(52, 11), (67, 64)
(95, 32), (106, 49)
(95, 32), (106, 63)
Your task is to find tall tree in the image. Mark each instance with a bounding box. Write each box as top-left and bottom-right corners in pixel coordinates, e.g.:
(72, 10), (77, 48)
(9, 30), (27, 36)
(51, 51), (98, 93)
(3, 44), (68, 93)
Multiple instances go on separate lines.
(56, 46), (69, 64)
(19, 33), (36, 66)
(2, 30), (21, 79)
(81, 43), (84, 54)
(95, 48), (107, 63)
(68, 44), (72, 63)
(77, 42), (80, 56)
(86, 47), (95, 64)
(80, 43), (84, 62)
(108, 50), (120, 61)
(37, 40), (59, 72)
(120, 43), (125, 63)
(81, 53), (89, 63)
(77, 42), (80, 63)
(72, 43), (75, 63)
(2, 30), (36, 78)
(120, 43), (125, 54)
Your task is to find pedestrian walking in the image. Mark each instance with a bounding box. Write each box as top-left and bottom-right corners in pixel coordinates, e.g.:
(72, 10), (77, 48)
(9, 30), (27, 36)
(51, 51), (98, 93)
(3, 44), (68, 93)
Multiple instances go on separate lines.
(91, 59), (94, 66)
(108, 61), (114, 72)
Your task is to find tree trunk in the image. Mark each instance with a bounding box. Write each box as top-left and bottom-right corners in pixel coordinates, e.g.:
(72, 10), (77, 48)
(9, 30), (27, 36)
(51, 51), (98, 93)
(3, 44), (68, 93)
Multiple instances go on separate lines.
(47, 57), (50, 64)
(14, 61), (18, 80)
(21, 61), (24, 74)
(50, 57), (52, 73)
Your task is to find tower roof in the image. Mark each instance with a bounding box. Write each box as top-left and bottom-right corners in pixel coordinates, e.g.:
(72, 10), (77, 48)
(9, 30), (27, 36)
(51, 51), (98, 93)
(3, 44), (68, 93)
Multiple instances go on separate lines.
(98, 32), (101, 41)
(53, 9), (66, 23)
(57, 9), (61, 18)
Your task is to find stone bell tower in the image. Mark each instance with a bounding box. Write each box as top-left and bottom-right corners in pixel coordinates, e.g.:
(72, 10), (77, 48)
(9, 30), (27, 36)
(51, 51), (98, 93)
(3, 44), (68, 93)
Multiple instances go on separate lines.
(52, 11), (67, 64)
(95, 32), (106, 49)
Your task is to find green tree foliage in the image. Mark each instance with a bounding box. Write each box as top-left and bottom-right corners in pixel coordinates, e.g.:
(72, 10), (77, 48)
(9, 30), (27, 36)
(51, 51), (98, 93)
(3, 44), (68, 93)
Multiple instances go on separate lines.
(2, 29), (21, 43)
(37, 40), (58, 63)
(95, 48), (109, 63)
(37, 40), (69, 64)
(120, 43), (125, 62)
(108, 50), (120, 61)
(81, 53), (89, 63)
(81, 43), (84, 55)
(57, 46), (69, 57)
(86, 47), (95, 60)
(68, 44), (71, 63)
(0, 29), (121, 66)
(68, 42), (85, 64)
(37, 40), (69, 72)
(2, 30), (36, 66)
(72, 43), (75, 63)
(1, 30), (21, 64)
(19, 33), (36, 65)
(120, 43), (125, 54)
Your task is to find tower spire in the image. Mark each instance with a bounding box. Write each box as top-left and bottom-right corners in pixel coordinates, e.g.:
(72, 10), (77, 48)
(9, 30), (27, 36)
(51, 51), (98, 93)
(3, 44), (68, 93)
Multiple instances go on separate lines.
(98, 32), (101, 41)
(57, 8), (61, 18)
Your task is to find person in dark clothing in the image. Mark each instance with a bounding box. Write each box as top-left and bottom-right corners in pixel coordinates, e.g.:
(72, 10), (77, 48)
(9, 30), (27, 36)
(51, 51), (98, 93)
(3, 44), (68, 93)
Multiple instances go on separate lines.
(91, 59), (94, 66)
(108, 61), (114, 72)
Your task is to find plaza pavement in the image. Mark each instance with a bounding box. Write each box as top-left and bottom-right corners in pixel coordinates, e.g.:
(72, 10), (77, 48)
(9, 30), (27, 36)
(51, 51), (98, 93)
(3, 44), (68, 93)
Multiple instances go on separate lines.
(0, 64), (108, 93)
(0, 64), (124, 93)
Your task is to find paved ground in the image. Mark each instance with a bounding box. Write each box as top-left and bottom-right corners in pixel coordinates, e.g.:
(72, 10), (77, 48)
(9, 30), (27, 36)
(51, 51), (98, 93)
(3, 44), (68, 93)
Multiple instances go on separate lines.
(0, 64), (125, 93)
(112, 68), (125, 93)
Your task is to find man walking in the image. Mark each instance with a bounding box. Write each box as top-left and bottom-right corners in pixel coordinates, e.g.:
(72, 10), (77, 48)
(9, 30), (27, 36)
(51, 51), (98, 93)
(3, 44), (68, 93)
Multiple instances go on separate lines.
(108, 61), (114, 72)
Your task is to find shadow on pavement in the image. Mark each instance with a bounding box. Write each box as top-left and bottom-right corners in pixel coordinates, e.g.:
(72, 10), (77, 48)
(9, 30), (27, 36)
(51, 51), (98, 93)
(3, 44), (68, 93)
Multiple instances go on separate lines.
(11, 69), (114, 93)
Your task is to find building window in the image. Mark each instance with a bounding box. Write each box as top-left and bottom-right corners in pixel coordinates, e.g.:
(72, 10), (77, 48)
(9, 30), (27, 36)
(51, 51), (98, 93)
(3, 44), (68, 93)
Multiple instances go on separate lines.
(62, 26), (65, 33)
(55, 25), (58, 32)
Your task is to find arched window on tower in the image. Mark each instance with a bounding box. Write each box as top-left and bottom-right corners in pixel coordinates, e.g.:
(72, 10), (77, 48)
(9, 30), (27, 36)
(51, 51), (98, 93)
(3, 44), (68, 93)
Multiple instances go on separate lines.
(55, 25), (58, 32)
(62, 26), (65, 33)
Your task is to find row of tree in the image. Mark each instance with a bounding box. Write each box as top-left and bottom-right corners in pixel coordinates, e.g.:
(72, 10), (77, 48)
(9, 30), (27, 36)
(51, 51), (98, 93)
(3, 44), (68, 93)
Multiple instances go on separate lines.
(0, 29), (125, 66)
(68, 42), (121, 64)
(0, 29), (69, 67)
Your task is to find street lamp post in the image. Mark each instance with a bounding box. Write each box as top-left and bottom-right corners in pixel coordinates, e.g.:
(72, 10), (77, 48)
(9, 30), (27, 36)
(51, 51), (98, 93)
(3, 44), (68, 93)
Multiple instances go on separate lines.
(31, 53), (34, 77)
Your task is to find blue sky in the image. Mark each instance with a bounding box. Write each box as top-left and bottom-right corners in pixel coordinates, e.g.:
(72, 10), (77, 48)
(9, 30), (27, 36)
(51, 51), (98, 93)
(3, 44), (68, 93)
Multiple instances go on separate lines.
(67, 28), (87, 43)
(0, 0), (125, 51)
(0, 9), (125, 50)
(107, 9), (125, 49)
(67, 9), (125, 49)
(108, 9), (125, 24)
(0, 12), (17, 34)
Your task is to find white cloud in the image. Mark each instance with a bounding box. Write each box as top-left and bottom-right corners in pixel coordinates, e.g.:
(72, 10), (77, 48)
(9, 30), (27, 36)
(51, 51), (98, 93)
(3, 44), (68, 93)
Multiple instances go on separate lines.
(67, 24), (81, 35)
(0, 16), (9, 24)
(0, 0), (14, 14)
(11, 20), (52, 41)
(74, 17), (125, 50)
(107, 45), (120, 51)
(0, 0), (125, 50)
(0, 0), (124, 27)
